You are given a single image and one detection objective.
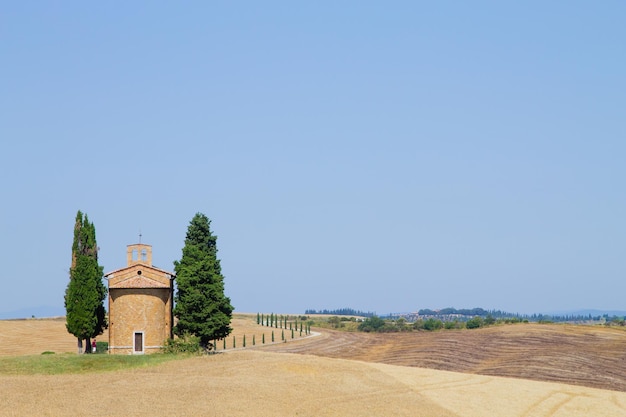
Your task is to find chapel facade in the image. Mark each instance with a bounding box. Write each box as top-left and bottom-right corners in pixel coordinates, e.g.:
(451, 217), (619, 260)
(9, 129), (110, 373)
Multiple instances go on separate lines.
(104, 243), (175, 354)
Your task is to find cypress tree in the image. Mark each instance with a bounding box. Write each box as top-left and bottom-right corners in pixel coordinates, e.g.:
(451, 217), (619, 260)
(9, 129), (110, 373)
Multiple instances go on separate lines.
(173, 213), (234, 351)
(64, 211), (107, 354)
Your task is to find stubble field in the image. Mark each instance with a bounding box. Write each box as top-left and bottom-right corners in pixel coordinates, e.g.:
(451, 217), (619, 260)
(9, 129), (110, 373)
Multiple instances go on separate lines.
(1, 315), (625, 417)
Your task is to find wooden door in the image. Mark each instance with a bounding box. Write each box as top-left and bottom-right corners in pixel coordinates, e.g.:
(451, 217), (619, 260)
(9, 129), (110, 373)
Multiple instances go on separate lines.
(134, 332), (143, 353)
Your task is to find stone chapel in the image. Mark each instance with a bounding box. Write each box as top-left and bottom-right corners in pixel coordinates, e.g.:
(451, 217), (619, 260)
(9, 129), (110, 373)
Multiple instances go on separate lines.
(104, 243), (176, 354)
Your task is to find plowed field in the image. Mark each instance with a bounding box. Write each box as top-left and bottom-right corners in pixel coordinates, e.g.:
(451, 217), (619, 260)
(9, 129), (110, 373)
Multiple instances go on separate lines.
(257, 323), (626, 392)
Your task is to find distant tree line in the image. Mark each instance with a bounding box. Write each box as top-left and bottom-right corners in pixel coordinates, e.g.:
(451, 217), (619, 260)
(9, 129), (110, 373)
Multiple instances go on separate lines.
(416, 307), (491, 317)
(384, 308), (612, 323)
(306, 306), (623, 326)
(305, 308), (375, 317)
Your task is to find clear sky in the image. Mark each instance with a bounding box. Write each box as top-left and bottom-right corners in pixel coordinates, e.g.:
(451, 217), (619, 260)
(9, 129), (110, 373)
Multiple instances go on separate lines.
(1, 2), (624, 317)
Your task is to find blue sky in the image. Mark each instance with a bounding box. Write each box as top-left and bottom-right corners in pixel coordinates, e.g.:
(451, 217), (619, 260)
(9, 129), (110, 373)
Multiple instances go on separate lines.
(1, 2), (624, 317)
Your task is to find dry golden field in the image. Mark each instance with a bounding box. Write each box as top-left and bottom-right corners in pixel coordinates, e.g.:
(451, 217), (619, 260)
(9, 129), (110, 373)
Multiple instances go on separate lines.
(1, 315), (625, 417)
(0, 315), (306, 355)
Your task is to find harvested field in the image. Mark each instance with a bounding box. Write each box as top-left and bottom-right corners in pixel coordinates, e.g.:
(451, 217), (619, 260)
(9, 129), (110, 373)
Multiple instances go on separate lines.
(0, 317), (104, 356)
(260, 323), (626, 392)
(1, 315), (626, 416)
(0, 315), (302, 356)
(2, 349), (626, 416)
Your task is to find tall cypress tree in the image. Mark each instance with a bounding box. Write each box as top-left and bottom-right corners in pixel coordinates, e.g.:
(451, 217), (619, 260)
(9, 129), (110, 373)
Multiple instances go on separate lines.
(64, 211), (107, 353)
(173, 213), (233, 350)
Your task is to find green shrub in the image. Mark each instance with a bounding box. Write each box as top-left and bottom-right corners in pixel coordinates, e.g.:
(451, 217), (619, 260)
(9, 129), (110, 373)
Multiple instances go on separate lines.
(41, 351), (55, 355)
(162, 333), (202, 354)
(423, 318), (443, 331)
(466, 317), (484, 329)
(357, 316), (386, 332)
(444, 320), (463, 330)
(95, 341), (108, 354)
(412, 319), (425, 330)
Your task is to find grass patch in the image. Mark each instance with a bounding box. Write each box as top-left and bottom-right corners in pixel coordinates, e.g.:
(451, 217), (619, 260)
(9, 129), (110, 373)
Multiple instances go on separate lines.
(0, 353), (188, 375)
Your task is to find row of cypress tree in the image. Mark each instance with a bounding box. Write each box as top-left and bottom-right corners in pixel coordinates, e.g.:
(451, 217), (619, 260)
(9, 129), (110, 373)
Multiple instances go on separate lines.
(257, 312), (309, 333)
(64, 211), (233, 353)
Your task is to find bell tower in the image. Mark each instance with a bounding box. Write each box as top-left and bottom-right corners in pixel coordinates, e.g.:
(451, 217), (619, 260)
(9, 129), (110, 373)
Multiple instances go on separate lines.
(126, 243), (152, 266)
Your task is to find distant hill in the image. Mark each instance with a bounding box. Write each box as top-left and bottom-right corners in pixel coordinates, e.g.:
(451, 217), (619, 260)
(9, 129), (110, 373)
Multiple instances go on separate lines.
(0, 306), (65, 320)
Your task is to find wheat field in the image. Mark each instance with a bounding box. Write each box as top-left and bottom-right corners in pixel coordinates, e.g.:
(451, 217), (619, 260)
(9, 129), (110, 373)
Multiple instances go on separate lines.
(1, 316), (625, 416)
